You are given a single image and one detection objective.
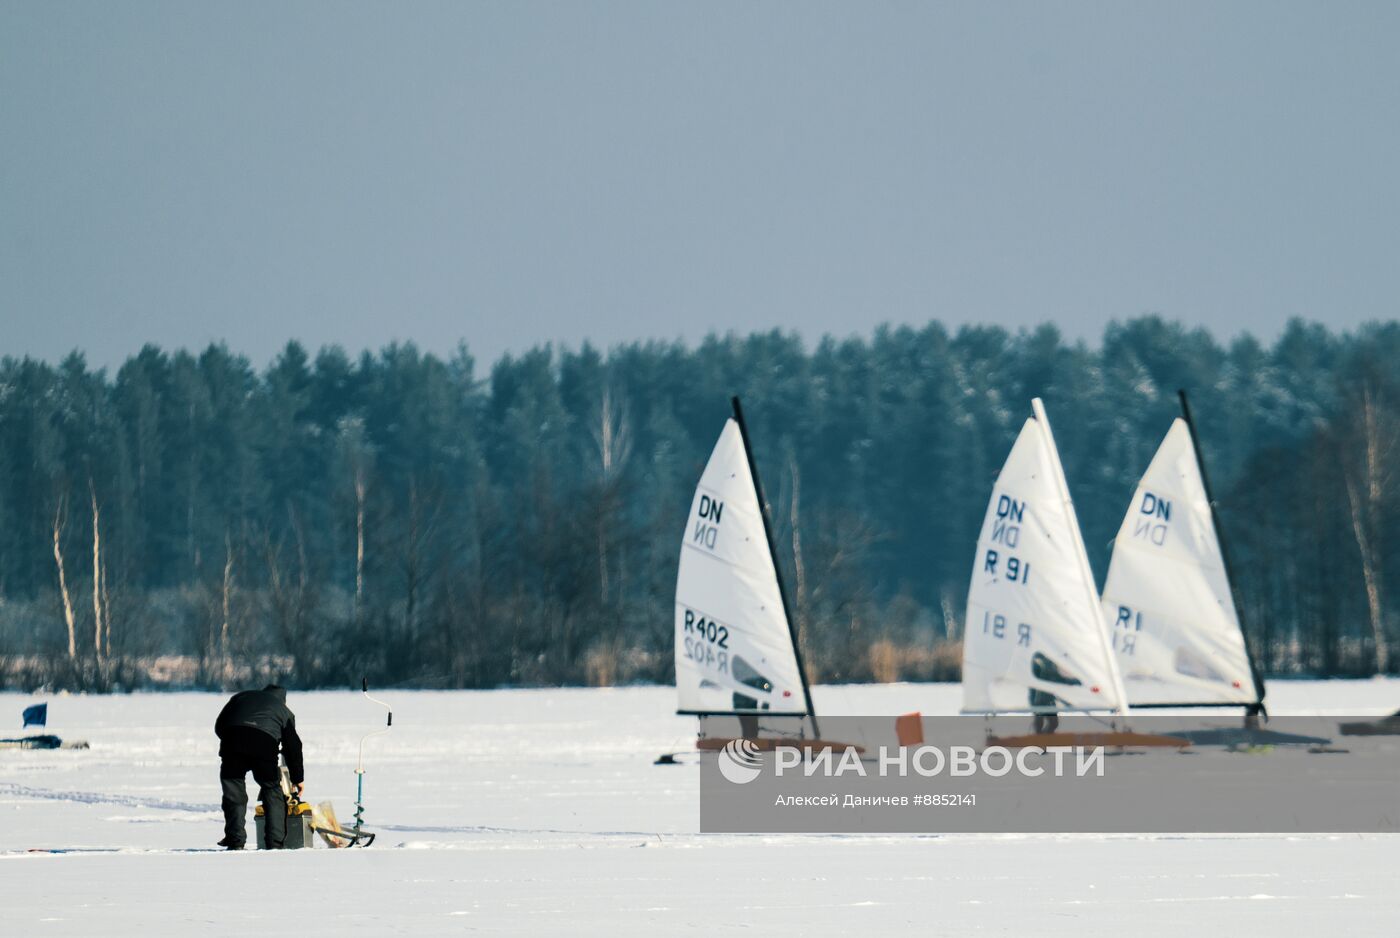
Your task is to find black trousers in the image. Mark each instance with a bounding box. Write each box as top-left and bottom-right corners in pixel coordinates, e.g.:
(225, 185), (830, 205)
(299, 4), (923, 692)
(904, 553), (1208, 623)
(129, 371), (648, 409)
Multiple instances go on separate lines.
(219, 733), (287, 848)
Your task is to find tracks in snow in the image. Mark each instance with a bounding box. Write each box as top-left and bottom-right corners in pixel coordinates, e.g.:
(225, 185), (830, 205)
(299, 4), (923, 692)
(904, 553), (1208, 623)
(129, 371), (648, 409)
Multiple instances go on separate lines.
(0, 781), (218, 814)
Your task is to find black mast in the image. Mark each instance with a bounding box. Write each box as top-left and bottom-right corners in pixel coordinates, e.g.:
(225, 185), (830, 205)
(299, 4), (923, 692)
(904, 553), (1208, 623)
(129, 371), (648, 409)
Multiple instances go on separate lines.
(730, 396), (820, 739)
(1178, 389), (1267, 711)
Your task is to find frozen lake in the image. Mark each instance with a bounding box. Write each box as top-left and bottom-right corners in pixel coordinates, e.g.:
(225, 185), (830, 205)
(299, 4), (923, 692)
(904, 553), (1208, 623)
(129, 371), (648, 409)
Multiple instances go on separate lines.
(2, 679), (1398, 935)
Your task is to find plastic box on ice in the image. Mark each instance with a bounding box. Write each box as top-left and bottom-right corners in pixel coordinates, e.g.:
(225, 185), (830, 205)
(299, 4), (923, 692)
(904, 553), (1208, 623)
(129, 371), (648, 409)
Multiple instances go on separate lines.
(254, 801), (317, 849)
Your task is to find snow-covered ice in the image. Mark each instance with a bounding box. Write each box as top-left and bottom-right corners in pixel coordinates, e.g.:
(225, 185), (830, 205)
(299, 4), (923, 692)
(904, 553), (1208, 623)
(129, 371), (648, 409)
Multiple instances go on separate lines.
(2, 679), (1398, 935)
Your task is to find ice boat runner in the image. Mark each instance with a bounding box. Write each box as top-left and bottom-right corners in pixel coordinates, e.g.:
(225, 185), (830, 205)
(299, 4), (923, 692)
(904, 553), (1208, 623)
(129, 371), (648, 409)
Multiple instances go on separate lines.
(961, 398), (1186, 749)
(673, 397), (856, 754)
(1101, 391), (1330, 748)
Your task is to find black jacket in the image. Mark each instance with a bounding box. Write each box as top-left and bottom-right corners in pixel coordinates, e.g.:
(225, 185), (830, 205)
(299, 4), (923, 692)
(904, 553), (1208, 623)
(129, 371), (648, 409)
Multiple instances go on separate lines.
(215, 688), (304, 784)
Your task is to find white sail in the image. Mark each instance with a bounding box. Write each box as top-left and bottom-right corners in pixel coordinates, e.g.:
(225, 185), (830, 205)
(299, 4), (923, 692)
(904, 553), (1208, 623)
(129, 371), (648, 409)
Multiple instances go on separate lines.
(962, 402), (1126, 714)
(674, 418), (806, 715)
(1100, 419), (1257, 706)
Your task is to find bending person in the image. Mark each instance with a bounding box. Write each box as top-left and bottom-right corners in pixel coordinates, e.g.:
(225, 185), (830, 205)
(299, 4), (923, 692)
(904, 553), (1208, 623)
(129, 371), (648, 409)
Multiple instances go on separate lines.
(214, 684), (304, 850)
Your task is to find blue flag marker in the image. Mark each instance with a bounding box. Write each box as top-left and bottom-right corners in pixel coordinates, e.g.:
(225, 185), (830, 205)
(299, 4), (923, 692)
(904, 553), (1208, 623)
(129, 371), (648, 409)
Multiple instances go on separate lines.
(22, 703), (47, 728)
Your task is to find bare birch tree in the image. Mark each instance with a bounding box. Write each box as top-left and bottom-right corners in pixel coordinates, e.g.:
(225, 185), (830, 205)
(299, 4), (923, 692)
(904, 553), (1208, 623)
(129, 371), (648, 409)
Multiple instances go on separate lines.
(52, 495), (78, 661)
(787, 450), (809, 661)
(336, 416), (373, 623)
(1342, 382), (1396, 673)
(89, 478), (104, 667)
(589, 385), (631, 607)
(220, 531), (235, 678)
(354, 462), (367, 617)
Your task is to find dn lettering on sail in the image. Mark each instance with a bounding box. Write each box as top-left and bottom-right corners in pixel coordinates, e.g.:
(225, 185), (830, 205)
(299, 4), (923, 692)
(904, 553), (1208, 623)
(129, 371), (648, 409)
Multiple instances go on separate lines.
(992, 494), (1024, 547)
(991, 495), (1024, 548)
(692, 494), (725, 550)
(1133, 491), (1170, 546)
(984, 494), (1032, 585)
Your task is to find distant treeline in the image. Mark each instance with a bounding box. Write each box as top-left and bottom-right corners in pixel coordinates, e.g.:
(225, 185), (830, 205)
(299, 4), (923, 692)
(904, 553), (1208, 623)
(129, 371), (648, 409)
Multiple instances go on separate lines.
(0, 317), (1396, 691)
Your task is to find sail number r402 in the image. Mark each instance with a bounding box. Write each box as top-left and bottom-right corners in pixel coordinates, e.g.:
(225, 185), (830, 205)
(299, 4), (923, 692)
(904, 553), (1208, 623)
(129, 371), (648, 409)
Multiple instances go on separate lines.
(682, 608), (730, 673)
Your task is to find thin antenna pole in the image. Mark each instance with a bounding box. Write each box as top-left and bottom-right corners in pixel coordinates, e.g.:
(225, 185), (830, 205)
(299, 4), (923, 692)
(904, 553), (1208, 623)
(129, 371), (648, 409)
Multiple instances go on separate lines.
(1031, 398), (1129, 716)
(730, 396), (820, 740)
(1178, 390), (1267, 709)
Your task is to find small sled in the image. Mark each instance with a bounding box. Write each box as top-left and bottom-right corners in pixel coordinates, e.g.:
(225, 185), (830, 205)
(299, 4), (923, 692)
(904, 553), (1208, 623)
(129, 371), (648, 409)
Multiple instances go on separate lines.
(311, 823), (375, 848)
(309, 800), (375, 848)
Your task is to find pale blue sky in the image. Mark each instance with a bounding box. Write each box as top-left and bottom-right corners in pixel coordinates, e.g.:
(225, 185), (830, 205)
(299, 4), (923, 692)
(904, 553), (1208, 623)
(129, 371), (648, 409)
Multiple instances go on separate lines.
(3, 1), (1397, 367)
